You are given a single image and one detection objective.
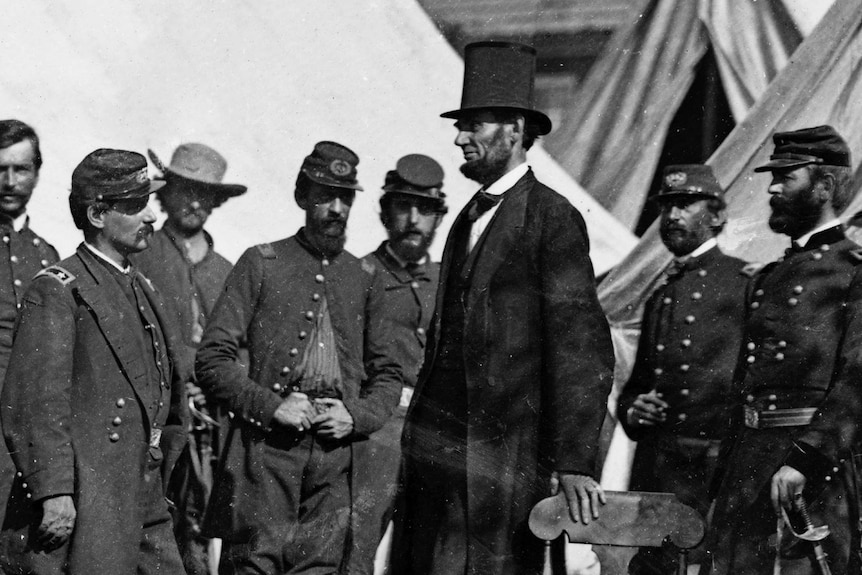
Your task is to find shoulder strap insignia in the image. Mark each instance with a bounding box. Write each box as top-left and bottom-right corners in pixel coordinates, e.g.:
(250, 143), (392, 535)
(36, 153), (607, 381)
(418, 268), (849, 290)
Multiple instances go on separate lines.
(34, 266), (76, 285)
(848, 248), (862, 263)
(361, 258), (377, 276)
(256, 243), (277, 259)
(740, 262), (765, 278)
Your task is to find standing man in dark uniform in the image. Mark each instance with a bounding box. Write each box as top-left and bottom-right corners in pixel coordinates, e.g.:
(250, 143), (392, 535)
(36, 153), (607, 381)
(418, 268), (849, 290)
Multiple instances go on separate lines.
(705, 126), (862, 574)
(617, 165), (748, 574)
(0, 149), (189, 575)
(132, 142), (247, 575)
(348, 154), (447, 575)
(196, 141), (402, 574)
(395, 41), (614, 575)
(0, 119), (59, 539)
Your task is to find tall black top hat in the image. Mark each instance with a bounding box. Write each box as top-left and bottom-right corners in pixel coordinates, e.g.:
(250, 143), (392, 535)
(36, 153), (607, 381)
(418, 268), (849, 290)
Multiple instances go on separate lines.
(441, 41), (552, 135)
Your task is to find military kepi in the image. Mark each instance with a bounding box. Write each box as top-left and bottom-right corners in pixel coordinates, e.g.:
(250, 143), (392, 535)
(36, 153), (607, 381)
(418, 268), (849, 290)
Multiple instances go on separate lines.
(71, 148), (165, 202)
(755, 125), (851, 172)
(382, 154), (447, 213)
(653, 164), (724, 204)
(441, 41), (552, 135)
(300, 141), (363, 191)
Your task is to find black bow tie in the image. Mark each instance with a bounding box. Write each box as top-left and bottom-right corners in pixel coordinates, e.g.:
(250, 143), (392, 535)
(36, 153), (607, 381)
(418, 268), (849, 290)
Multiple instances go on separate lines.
(467, 191), (503, 222)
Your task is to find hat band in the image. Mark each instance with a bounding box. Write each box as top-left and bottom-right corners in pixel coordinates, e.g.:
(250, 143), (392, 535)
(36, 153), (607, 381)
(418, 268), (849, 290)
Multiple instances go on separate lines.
(769, 152), (824, 164)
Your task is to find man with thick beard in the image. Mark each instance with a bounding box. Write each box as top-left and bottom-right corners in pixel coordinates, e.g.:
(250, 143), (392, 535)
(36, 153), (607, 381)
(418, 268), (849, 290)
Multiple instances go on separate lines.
(1, 149), (189, 574)
(195, 141), (402, 574)
(348, 154), (447, 575)
(617, 165), (748, 574)
(131, 142), (247, 574)
(394, 41), (614, 575)
(704, 126), (862, 574)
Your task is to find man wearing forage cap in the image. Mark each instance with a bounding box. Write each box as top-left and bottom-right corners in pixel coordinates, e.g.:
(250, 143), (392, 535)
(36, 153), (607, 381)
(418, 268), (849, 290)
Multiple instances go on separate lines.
(0, 149), (189, 574)
(348, 154), (447, 575)
(396, 41), (614, 574)
(196, 141), (402, 574)
(617, 164), (749, 574)
(705, 126), (862, 574)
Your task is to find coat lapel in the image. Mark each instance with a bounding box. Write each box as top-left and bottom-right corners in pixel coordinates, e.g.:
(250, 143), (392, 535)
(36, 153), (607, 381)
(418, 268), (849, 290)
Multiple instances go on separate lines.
(73, 248), (154, 427)
(464, 171), (533, 310)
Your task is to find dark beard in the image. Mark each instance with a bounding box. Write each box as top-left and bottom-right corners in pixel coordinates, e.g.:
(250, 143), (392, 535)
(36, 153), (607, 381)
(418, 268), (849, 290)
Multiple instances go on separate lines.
(389, 229), (436, 263)
(306, 218), (347, 257)
(459, 127), (513, 186)
(768, 194), (824, 238)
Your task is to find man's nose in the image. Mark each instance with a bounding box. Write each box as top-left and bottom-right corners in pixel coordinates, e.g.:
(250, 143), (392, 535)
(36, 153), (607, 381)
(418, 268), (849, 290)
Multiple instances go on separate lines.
(142, 204), (157, 223)
(409, 206), (421, 224)
(454, 130), (471, 147)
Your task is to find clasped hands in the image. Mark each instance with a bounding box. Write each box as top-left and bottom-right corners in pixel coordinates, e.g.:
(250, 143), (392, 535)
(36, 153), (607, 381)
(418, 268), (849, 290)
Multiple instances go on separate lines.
(272, 392), (353, 439)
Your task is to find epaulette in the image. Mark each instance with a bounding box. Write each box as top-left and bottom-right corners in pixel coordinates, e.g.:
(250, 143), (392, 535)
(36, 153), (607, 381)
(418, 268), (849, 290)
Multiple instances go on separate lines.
(34, 266), (76, 285)
(740, 262), (766, 278)
(256, 243), (277, 259)
(848, 248), (862, 263)
(361, 258), (377, 276)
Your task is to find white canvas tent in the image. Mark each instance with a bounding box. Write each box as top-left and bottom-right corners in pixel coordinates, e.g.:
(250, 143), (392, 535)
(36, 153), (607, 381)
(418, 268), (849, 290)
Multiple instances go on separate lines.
(1, 1), (635, 274)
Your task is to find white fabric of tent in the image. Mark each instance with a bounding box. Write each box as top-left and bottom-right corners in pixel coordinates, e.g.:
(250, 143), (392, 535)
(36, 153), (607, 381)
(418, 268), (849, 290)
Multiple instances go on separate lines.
(1, 1), (635, 275)
(549, 0), (807, 230)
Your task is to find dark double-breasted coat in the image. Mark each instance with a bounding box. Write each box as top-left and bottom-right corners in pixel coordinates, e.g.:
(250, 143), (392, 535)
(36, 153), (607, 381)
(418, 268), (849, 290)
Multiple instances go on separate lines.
(705, 227), (862, 575)
(618, 246), (748, 517)
(398, 169), (615, 575)
(0, 245), (190, 574)
(196, 233), (402, 541)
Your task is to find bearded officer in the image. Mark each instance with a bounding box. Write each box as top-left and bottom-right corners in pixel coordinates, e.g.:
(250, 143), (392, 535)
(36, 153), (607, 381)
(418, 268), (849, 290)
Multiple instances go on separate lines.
(617, 165), (748, 574)
(705, 126), (862, 574)
(196, 141), (402, 574)
(0, 149), (189, 574)
(348, 154), (447, 575)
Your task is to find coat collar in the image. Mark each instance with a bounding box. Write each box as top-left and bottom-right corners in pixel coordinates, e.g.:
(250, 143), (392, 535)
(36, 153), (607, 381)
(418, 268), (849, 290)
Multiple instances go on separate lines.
(374, 241), (432, 284)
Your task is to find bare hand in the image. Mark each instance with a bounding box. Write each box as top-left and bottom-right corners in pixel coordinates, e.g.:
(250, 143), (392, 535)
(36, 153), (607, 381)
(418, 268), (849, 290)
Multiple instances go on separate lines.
(771, 464), (806, 515)
(186, 381), (206, 408)
(550, 472), (605, 524)
(312, 398), (354, 439)
(272, 392), (314, 431)
(627, 389), (668, 427)
(37, 495), (76, 551)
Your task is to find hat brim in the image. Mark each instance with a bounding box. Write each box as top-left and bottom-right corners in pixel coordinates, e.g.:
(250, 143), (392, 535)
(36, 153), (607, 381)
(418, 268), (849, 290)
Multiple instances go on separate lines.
(440, 106), (552, 136)
(303, 171), (364, 192)
(164, 169), (248, 198)
(649, 191), (723, 204)
(753, 158), (818, 173)
(382, 189), (447, 209)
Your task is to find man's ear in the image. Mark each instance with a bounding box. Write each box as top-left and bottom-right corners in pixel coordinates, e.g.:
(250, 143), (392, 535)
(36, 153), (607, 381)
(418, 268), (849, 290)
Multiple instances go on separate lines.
(86, 204), (107, 230)
(815, 171), (837, 205)
(509, 115), (526, 145)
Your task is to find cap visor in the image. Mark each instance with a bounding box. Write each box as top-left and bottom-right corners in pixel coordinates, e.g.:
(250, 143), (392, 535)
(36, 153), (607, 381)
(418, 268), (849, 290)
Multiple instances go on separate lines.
(165, 169), (248, 197)
(753, 159), (815, 172)
(649, 191), (720, 203)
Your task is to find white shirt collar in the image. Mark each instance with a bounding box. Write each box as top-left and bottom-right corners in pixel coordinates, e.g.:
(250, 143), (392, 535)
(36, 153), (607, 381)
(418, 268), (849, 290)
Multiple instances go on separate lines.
(482, 162), (529, 196)
(680, 237), (717, 260)
(11, 212), (28, 233)
(795, 218), (842, 248)
(84, 243), (130, 273)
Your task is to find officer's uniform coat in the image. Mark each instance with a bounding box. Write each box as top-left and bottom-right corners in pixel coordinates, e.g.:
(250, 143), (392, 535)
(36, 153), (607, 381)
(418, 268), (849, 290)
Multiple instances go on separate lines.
(0, 245), (190, 574)
(196, 233), (401, 566)
(706, 227), (862, 574)
(618, 246), (748, 516)
(398, 170), (615, 574)
(0, 219), (58, 531)
(349, 242), (439, 575)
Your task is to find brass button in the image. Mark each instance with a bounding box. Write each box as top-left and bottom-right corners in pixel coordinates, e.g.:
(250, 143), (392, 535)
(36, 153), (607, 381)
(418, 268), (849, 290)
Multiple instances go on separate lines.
(281, 366), (291, 375)
(289, 348), (298, 357)
(305, 311), (315, 321)
(411, 281), (420, 289)
(768, 394), (777, 401)
(109, 432), (120, 442)
(755, 289), (764, 297)
(821, 244), (830, 252)
(32, 238), (40, 246)
(679, 364), (690, 372)
(747, 342), (756, 351)
(654, 368), (663, 376)
(299, 331), (307, 339)
(788, 298), (798, 307)
(315, 274), (325, 283)
(746, 394), (755, 403)
(312, 293), (321, 301)
(680, 388), (690, 397)
(684, 315), (695, 324)
(677, 413), (687, 421)
(116, 398), (126, 408)
(662, 297), (672, 305)
(691, 292), (702, 301)
(13, 279), (21, 287)
(272, 383), (282, 392)
(321, 259), (330, 267)
(698, 270), (707, 277)
(778, 340), (787, 348)
(9, 255), (18, 263)
(416, 327), (425, 336)
(793, 285), (803, 294)
(681, 339), (691, 348)
(2, 237), (8, 244)
(768, 404), (777, 411)
(40, 259), (49, 267)
(775, 352), (785, 361)
(746, 355), (755, 364)
(750, 302), (760, 310)
(812, 253), (823, 260)
(655, 344), (665, 352)
(112, 417), (122, 426)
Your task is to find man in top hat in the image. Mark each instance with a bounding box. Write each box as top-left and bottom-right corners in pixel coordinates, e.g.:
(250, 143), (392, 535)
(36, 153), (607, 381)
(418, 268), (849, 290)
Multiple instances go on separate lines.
(616, 164), (749, 574)
(0, 119), (60, 543)
(395, 41), (614, 575)
(195, 141), (402, 574)
(0, 149), (189, 575)
(704, 126), (862, 574)
(347, 154), (448, 575)
(131, 142), (247, 574)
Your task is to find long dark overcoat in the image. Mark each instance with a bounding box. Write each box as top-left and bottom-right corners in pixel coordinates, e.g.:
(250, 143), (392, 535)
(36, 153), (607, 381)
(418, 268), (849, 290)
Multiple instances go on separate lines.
(399, 170), (614, 574)
(0, 245), (189, 574)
